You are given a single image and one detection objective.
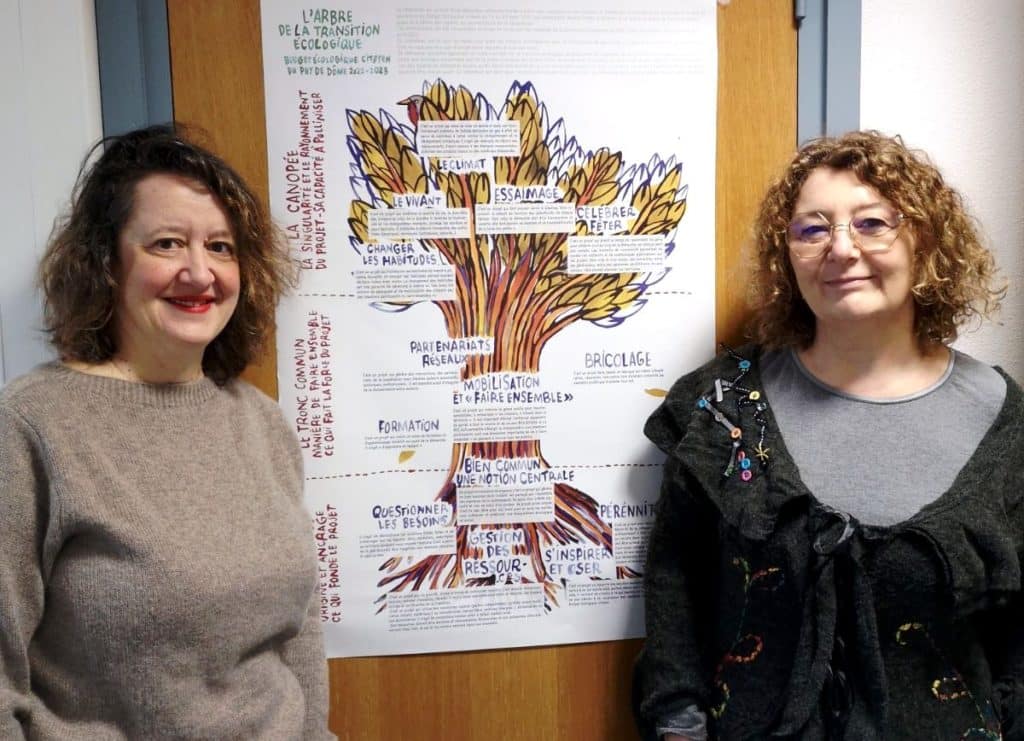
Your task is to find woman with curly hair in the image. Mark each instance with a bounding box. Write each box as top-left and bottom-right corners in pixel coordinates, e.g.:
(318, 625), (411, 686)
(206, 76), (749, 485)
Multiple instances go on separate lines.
(0, 125), (334, 739)
(634, 131), (1021, 739)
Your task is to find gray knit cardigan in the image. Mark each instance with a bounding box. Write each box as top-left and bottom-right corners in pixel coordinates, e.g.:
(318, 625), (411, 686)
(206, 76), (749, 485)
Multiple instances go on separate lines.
(634, 346), (1024, 740)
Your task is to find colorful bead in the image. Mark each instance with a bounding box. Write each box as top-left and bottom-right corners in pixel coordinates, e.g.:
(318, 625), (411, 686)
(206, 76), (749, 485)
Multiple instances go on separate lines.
(931, 676), (969, 701)
(699, 350), (772, 480)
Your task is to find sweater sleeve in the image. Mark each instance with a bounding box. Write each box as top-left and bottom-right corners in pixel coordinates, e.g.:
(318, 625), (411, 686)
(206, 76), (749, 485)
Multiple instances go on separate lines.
(984, 384), (1024, 741)
(0, 408), (50, 739)
(281, 586), (335, 740)
(633, 458), (718, 741)
(978, 597), (1024, 740)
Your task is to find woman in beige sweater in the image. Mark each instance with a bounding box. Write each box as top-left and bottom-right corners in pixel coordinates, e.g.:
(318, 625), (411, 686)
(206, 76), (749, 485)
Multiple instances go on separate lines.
(0, 125), (334, 739)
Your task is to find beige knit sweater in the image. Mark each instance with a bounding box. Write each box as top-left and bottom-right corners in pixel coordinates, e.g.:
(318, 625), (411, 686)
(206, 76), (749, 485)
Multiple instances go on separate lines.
(0, 364), (333, 740)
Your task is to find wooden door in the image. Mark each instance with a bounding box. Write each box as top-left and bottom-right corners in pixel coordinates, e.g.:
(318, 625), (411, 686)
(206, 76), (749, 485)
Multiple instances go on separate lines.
(167, 2), (796, 737)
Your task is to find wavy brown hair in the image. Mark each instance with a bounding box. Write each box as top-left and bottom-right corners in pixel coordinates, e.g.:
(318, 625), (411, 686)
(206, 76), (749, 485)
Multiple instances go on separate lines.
(39, 124), (297, 384)
(748, 130), (1003, 348)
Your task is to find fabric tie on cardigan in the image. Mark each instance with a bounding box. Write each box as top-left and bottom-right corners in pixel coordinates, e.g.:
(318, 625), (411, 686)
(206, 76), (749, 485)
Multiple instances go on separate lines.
(772, 508), (888, 738)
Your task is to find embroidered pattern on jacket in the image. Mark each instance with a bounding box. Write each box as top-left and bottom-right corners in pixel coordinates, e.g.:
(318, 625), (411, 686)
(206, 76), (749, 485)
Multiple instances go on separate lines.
(895, 622), (1002, 740)
(695, 347), (771, 481)
(710, 556), (785, 720)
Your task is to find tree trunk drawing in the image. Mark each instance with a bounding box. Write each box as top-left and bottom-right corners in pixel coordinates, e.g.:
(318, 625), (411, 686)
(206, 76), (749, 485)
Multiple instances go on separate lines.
(347, 80), (688, 609)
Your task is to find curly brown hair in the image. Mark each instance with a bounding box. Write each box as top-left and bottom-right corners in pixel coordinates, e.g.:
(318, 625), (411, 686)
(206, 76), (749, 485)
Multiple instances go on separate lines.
(39, 124), (297, 385)
(748, 130), (1003, 348)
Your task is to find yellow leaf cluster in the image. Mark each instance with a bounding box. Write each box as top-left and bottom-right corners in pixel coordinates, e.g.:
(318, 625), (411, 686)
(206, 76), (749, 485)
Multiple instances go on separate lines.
(421, 80), (480, 121)
(436, 171), (491, 208)
(529, 232), (563, 265)
(531, 236), (568, 293)
(349, 110), (426, 205)
(534, 272), (568, 294)
(630, 165), (687, 235)
(579, 284), (639, 320)
(348, 200), (371, 243)
(558, 149), (622, 206)
(549, 273), (640, 318)
(349, 110), (383, 144)
(495, 93), (548, 186)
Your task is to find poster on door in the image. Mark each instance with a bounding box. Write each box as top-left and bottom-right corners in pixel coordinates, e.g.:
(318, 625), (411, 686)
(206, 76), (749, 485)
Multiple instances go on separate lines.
(261, 0), (718, 657)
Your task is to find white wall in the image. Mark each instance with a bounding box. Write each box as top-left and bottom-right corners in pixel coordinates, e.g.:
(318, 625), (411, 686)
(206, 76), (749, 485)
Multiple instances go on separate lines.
(860, 0), (1024, 379)
(0, 0), (103, 385)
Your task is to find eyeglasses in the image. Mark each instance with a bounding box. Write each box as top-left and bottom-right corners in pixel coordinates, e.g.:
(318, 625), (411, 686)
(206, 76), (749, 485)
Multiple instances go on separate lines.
(786, 210), (905, 259)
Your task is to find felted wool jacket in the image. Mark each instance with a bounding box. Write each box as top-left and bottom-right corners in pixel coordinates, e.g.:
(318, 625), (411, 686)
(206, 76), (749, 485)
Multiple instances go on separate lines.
(633, 346), (1024, 740)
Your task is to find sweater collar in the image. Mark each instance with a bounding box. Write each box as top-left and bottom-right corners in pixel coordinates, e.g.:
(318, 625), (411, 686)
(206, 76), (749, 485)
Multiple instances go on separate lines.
(50, 362), (221, 409)
(647, 345), (1024, 545)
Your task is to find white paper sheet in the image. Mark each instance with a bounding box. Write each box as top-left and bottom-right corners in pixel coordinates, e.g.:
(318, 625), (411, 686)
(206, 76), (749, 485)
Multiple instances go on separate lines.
(261, 0), (718, 657)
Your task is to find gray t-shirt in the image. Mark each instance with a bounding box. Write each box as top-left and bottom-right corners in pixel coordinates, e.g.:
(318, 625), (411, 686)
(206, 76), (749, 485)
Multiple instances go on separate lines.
(760, 348), (1006, 526)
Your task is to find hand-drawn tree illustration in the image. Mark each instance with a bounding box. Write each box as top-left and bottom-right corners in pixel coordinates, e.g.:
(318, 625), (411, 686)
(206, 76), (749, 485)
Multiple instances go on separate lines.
(347, 80), (687, 609)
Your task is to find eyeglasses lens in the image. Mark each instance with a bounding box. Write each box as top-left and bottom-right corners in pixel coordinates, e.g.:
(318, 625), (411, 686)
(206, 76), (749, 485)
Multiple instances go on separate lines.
(787, 212), (901, 257)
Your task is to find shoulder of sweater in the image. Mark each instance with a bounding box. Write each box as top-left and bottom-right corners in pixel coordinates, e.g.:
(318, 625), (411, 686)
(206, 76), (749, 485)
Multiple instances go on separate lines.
(222, 378), (290, 422)
(990, 368), (1024, 442)
(221, 379), (301, 452)
(663, 344), (761, 400)
(0, 364), (67, 420)
(994, 365), (1024, 406)
(645, 344), (763, 452)
(223, 376), (275, 405)
(1, 362), (60, 397)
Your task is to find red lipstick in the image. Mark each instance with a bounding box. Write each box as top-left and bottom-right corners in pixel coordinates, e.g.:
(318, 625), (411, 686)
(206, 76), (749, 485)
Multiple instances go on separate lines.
(165, 296), (214, 313)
